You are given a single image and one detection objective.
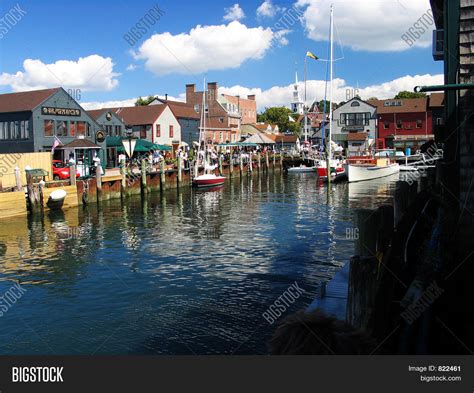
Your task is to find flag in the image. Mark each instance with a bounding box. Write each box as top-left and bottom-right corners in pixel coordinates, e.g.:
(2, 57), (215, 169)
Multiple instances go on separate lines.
(51, 136), (62, 153)
(306, 51), (319, 60)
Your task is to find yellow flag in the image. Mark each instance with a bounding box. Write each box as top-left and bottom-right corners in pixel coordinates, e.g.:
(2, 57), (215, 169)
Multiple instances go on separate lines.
(306, 51), (319, 60)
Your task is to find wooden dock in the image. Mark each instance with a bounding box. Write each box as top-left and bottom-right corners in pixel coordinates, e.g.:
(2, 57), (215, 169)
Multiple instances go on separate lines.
(307, 262), (350, 321)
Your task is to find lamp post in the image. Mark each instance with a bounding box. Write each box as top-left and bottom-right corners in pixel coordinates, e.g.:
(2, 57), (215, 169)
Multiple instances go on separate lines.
(122, 127), (137, 163)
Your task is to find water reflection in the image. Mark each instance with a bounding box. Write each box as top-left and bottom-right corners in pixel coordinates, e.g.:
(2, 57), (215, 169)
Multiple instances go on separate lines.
(0, 173), (401, 355)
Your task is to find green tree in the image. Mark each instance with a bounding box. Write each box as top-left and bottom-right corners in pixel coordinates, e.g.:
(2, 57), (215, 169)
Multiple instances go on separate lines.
(394, 91), (426, 99)
(368, 97), (379, 101)
(135, 95), (157, 106)
(258, 107), (296, 134)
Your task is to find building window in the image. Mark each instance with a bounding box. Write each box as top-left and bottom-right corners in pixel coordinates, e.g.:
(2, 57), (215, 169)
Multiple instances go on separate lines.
(436, 117), (444, 126)
(219, 117), (224, 123)
(77, 121), (86, 137)
(169, 125), (174, 138)
(87, 123), (92, 137)
(156, 124), (161, 138)
(351, 101), (360, 107)
(194, 104), (200, 113)
(220, 132), (223, 142)
(115, 126), (122, 136)
(44, 120), (54, 137)
(396, 120), (402, 129)
(56, 121), (67, 137)
(0, 122), (5, 140)
(69, 121), (76, 137)
(21, 120), (29, 139)
(416, 120), (422, 128)
(140, 127), (147, 139)
(105, 125), (113, 136)
(384, 121), (389, 129)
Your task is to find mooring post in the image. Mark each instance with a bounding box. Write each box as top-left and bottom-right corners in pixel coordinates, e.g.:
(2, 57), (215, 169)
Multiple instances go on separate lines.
(394, 181), (409, 227)
(177, 156), (182, 187)
(120, 162), (127, 196)
(272, 152), (276, 168)
(229, 154), (234, 178)
(280, 153), (283, 168)
(218, 154), (223, 176)
(160, 159), (166, 190)
(14, 167), (22, 191)
(265, 151), (269, 171)
(249, 152), (253, 173)
(26, 172), (37, 212)
(96, 166), (102, 202)
(38, 180), (45, 209)
(239, 154), (244, 177)
(70, 165), (76, 186)
(140, 159), (148, 194)
(257, 152), (261, 172)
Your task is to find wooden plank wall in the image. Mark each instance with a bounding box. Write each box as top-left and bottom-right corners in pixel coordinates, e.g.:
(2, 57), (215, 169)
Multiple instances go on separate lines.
(0, 152), (52, 189)
(0, 191), (27, 219)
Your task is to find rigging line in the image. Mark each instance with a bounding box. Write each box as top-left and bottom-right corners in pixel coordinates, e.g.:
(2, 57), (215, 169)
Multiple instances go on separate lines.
(334, 19), (346, 61)
(320, 16), (332, 151)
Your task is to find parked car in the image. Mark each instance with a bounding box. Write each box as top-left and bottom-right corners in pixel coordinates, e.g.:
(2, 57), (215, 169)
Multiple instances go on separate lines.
(52, 160), (80, 180)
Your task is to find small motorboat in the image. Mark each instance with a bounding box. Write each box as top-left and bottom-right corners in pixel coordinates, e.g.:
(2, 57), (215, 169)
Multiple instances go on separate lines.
(47, 189), (67, 210)
(287, 165), (317, 173)
(317, 161), (347, 182)
(193, 173), (226, 188)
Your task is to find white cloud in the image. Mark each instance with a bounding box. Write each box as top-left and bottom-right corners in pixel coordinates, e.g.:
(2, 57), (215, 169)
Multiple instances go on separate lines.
(82, 95), (183, 110)
(126, 64), (137, 71)
(0, 55), (119, 92)
(219, 73), (444, 111)
(296, 0), (433, 51)
(133, 21), (283, 76)
(257, 1), (283, 18)
(83, 74), (443, 113)
(224, 4), (245, 21)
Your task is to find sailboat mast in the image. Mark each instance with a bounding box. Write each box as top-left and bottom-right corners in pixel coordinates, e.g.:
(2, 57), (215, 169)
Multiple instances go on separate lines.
(304, 56), (308, 144)
(325, 4), (334, 185)
(329, 4), (334, 162)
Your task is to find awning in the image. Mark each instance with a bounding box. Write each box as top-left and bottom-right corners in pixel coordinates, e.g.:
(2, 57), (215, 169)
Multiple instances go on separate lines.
(217, 142), (258, 148)
(58, 138), (101, 149)
(110, 137), (172, 152)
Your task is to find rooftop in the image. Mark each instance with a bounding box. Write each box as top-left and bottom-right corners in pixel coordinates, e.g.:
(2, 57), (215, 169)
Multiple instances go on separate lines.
(0, 88), (60, 114)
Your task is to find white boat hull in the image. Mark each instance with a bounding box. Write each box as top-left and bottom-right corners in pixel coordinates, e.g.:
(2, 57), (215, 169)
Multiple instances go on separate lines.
(346, 163), (400, 183)
(287, 167), (316, 173)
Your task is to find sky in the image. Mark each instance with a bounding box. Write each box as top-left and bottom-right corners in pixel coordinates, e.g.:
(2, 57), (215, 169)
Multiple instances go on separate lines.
(0, 0), (443, 111)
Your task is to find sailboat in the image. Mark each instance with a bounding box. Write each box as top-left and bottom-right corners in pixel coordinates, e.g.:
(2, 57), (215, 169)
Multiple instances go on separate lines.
(193, 81), (226, 188)
(287, 57), (318, 174)
(317, 4), (347, 183)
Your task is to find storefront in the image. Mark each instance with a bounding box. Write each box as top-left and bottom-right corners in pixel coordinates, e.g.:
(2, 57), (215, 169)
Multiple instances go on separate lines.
(0, 88), (106, 163)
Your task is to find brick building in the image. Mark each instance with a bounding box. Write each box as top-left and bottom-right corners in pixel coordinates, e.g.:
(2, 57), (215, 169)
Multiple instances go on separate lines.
(185, 82), (257, 144)
(369, 98), (434, 151)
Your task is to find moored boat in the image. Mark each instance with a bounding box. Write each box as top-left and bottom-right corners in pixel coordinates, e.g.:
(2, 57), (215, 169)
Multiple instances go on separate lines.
(346, 156), (400, 183)
(193, 173), (226, 188)
(288, 165), (317, 173)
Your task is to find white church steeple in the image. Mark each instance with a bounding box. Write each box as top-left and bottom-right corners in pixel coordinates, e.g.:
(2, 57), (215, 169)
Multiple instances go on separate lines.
(291, 71), (304, 115)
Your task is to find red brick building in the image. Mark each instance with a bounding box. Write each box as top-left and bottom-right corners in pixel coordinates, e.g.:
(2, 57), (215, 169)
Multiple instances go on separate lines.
(185, 82), (257, 144)
(369, 98), (434, 151)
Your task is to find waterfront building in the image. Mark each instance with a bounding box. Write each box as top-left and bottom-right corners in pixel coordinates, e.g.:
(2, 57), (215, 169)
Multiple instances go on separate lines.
(86, 109), (127, 168)
(149, 97), (200, 146)
(241, 123), (280, 138)
(0, 87), (105, 167)
(428, 93), (445, 140)
(369, 98), (434, 151)
(185, 82), (257, 144)
(332, 98), (377, 153)
(268, 134), (299, 152)
(99, 105), (181, 152)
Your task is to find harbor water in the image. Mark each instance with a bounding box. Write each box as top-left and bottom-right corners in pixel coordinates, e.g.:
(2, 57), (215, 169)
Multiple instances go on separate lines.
(0, 173), (400, 355)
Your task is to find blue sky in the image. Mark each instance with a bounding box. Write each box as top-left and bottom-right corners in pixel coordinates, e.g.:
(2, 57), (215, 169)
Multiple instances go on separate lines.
(0, 0), (443, 110)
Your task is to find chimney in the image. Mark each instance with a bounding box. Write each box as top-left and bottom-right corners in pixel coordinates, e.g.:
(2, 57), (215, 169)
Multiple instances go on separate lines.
(165, 94), (168, 101)
(247, 95), (256, 101)
(186, 84), (195, 103)
(208, 82), (218, 91)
